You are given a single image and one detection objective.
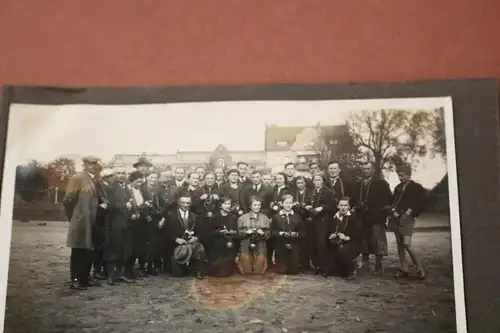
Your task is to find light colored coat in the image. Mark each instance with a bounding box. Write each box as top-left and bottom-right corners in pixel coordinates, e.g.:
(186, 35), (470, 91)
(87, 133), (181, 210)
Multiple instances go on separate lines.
(63, 172), (100, 249)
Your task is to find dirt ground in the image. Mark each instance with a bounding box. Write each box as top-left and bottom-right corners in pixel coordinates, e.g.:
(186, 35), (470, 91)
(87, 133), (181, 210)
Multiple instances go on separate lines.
(4, 217), (456, 333)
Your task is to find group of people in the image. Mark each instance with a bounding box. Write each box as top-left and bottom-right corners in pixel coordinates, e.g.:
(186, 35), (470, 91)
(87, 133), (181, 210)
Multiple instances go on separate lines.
(62, 156), (427, 291)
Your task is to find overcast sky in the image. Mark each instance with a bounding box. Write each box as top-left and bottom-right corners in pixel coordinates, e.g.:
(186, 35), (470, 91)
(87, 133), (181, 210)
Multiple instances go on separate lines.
(7, 98), (451, 189)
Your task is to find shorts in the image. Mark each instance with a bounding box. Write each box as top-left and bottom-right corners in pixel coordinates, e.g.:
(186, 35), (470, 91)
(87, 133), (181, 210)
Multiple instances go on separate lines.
(397, 214), (415, 237)
(360, 223), (388, 256)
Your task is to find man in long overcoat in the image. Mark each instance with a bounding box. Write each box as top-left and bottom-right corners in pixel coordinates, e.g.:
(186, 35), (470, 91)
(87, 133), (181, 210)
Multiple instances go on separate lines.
(63, 156), (109, 290)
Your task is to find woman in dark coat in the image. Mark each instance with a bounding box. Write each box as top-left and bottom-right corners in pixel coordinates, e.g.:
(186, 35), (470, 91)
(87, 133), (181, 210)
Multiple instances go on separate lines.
(203, 196), (240, 277)
(271, 194), (304, 275)
(308, 174), (336, 275)
(326, 196), (362, 279)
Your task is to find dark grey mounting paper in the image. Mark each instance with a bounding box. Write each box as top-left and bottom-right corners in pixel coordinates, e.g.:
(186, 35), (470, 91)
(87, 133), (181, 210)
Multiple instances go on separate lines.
(0, 78), (499, 333)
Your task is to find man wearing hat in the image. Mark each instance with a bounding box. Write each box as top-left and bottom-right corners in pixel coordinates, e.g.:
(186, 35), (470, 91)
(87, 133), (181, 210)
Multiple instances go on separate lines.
(133, 157), (153, 180)
(91, 168), (114, 280)
(63, 155), (110, 291)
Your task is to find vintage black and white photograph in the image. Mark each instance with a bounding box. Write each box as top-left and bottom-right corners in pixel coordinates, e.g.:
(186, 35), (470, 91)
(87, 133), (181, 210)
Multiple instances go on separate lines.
(0, 97), (463, 333)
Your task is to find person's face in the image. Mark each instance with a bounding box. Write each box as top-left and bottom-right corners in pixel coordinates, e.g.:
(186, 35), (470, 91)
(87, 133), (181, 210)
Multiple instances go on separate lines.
(214, 168), (224, 180)
(137, 165), (149, 174)
(221, 200), (232, 212)
(398, 172), (411, 183)
(228, 172), (239, 183)
(250, 200), (262, 213)
(313, 176), (323, 188)
(86, 162), (100, 174)
(189, 173), (200, 186)
(296, 178), (306, 190)
(238, 164), (248, 177)
(205, 174), (215, 186)
(252, 173), (261, 185)
(175, 168), (185, 180)
(327, 163), (341, 177)
(337, 200), (350, 214)
(179, 197), (191, 211)
(147, 173), (158, 185)
(196, 167), (205, 177)
(310, 164), (319, 175)
(282, 197), (293, 211)
(115, 171), (127, 182)
(275, 174), (285, 186)
(262, 174), (272, 186)
(103, 175), (114, 183)
(362, 164), (374, 178)
(132, 178), (143, 189)
(161, 171), (173, 182)
(285, 164), (295, 177)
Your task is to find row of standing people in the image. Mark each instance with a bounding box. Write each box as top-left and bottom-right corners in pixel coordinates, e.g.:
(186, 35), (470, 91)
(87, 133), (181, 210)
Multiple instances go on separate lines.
(63, 157), (427, 290)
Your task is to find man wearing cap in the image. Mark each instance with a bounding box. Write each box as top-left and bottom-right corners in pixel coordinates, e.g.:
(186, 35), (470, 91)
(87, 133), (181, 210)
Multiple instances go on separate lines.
(133, 157), (153, 180)
(91, 168), (115, 280)
(63, 155), (110, 291)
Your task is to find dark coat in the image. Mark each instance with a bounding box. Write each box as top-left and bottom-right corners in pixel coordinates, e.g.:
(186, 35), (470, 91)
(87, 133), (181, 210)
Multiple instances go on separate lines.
(271, 211), (304, 274)
(355, 177), (393, 225)
(220, 183), (246, 210)
(164, 209), (199, 249)
(202, 212), (239, 276)
(273, 185), (293, 201)
(310, 186), (336, 218)
(325, 176), (356, 207)
(242, 184), (275, 215)
(104, 182), (134, 261)
(392, 180), (426, 217)
(326, 211), (363, 275)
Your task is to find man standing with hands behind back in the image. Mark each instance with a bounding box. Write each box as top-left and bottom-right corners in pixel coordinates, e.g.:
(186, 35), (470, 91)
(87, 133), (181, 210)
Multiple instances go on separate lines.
(63, 156), (110, 291)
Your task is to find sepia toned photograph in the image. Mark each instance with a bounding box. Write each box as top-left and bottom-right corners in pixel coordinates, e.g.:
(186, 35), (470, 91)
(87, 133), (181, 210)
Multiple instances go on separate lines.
(0, 97), (462, 333)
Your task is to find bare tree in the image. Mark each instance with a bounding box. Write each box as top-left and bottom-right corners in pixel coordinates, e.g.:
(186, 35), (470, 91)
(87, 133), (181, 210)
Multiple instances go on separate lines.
(347, 109), (434, 178)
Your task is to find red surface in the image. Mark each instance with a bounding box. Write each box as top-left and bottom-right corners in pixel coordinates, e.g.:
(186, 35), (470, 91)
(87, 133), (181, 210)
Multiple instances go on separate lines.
(0, 1), (499, 86)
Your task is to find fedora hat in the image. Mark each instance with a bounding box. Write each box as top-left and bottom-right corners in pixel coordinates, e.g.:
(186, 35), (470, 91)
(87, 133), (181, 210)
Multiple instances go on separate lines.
(133, 157), (153, 168)
(173, 244), (193, 265)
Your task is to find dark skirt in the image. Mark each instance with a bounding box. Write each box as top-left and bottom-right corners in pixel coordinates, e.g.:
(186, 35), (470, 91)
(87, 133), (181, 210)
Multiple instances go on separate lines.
(205, 245), (238, 277)
(274, 240), (301, 275)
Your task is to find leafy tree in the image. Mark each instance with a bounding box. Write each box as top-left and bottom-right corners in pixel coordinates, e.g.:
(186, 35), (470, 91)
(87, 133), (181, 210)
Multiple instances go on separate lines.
(15, 160), (48, 201)
(40, 157), (77, 190)
(347, 109), (434, 178)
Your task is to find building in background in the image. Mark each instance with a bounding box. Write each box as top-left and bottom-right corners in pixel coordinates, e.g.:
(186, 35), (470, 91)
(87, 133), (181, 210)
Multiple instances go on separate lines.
(108, 124), (346, 173)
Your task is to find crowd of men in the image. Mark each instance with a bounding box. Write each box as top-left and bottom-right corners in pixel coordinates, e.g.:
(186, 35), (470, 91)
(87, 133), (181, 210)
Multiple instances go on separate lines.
(63, 156), (427, 291)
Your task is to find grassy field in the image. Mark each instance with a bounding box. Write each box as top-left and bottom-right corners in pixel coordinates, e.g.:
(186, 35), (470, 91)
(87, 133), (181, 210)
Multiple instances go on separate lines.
(4, 216), (457, 333)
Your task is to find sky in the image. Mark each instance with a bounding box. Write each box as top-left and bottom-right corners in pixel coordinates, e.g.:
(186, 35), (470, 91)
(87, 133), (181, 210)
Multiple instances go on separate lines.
(7, 98), (451, 189)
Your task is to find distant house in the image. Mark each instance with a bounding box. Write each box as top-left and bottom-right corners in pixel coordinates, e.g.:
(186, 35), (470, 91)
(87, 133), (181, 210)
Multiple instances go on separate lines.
(108, 124), (347, 172)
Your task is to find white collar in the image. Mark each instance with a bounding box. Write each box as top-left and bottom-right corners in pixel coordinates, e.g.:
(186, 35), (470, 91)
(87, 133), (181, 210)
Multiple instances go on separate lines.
(334, 210), (351, 219)
(179, 209), (189, 216)
(88, 172), (95, 179)
(279, 209), (294, 215)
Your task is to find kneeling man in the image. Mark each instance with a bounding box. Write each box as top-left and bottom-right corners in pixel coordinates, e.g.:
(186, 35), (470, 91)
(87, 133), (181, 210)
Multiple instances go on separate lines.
(164, 193), (206, 279)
